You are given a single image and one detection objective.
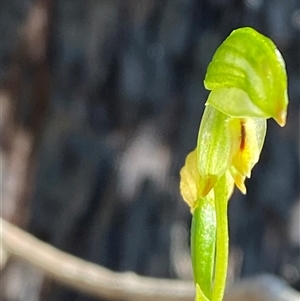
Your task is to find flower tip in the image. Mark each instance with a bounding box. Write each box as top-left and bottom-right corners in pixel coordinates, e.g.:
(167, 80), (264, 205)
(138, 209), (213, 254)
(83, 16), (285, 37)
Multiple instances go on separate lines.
(229, 167), (247, 195)
(238, 184), (247, 195)
(274, 109), (287, 127)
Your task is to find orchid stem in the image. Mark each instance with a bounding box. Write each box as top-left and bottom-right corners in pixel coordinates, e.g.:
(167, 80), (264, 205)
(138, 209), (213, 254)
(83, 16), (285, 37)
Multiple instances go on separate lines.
(211, 175), (229, 301)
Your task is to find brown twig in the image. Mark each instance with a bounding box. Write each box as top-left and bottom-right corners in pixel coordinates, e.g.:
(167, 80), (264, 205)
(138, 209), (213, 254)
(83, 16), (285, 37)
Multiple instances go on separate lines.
(1, 218), (300, 301)
(0, 218), (194, 301)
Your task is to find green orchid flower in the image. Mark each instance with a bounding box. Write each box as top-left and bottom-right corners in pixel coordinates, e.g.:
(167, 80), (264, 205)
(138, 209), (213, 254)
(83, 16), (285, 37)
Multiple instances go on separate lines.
(204, 27), (288, 126)
(180, 27), (288, 301)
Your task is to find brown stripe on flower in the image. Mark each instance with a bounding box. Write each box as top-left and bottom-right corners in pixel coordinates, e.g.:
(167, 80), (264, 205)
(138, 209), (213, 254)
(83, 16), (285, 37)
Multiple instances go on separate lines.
(240, 119), (246, 150)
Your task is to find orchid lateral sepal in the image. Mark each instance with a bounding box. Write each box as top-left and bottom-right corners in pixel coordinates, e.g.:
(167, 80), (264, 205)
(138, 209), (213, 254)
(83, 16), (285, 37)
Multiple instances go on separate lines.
(228, 117), (266, 178)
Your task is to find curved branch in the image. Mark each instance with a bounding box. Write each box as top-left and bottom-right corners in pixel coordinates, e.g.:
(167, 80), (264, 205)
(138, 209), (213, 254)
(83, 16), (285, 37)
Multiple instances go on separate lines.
(1, 218), (299, 301)
(0, 218), (194, 301)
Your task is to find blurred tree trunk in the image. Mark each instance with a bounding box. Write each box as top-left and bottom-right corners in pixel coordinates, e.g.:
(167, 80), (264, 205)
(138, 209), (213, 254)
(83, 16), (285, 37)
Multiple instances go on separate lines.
(1, 0), (52, 227)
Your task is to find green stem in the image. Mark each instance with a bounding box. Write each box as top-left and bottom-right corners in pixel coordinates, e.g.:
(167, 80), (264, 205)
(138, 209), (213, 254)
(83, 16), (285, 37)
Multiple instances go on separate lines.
(211, 175), (229, 301)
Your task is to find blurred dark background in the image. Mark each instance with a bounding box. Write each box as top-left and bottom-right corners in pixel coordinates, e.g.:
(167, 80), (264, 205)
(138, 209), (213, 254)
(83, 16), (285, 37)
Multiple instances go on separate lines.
(1, 0), (299, 301)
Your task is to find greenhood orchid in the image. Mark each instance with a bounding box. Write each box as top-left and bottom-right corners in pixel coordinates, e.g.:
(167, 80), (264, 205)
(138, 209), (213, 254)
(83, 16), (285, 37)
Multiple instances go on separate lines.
(180, 27), (288, 301)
